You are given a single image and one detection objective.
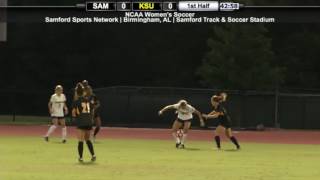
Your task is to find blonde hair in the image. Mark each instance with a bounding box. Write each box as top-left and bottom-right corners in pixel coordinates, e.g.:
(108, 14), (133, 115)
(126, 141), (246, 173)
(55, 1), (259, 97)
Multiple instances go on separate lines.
(178, 100), (188, 107)
(55, 85), (63, 94)
(220, 92), (227, 101)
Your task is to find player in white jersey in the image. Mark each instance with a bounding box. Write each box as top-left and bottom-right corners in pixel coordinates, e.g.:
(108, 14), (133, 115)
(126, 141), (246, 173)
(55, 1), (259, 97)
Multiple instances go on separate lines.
(44, 85), (68, 143)
(159, 100), (204, 149)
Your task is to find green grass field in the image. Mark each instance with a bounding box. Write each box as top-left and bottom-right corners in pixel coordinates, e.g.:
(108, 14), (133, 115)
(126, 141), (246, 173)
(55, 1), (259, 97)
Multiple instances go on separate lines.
(0, 137), (319, 180)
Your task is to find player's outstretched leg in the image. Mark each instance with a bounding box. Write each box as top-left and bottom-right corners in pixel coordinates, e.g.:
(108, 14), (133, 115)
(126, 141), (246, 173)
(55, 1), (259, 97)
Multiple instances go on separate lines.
(230, 136), (240, 150)
(171, 120), (182, 148)
(180, 121), (191, 149)
(44, 123), (57, 142)
(173, 132), (181, 148)
(62, 126), (67, 143)
(214, 126), (224, 150)
(86, 140), (96, 162)
(93, 116), (102, 141)
(226, 128), (240, 150)
(85, 130), (96, 161)
(214, 136), (221, 149)
(93, 127), (100, 139)
(60, 119), (67, 143)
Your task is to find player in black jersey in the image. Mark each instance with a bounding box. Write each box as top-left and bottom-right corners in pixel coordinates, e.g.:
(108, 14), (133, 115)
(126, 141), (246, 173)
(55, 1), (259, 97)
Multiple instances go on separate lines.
(84, 85), (102, 141)
(202, 93), (240, 150)
(72, 83), (96, 162)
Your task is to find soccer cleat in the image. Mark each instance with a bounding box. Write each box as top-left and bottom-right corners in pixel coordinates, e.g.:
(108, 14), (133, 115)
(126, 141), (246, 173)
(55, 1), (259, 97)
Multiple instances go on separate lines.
(236, 146), (241, 150)
(175, 143), (181, 148)
(179, 144), (185, 149)
(91, 156), (96, 162)
(62, 139), (67, 144)
(78, 158), (84, 163)
(44, 136), (49, 142)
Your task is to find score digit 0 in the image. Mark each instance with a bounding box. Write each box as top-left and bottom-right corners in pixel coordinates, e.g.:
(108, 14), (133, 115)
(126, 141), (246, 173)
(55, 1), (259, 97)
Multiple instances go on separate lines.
(117, 2), (131, 11)
(163, 2), (177, 11)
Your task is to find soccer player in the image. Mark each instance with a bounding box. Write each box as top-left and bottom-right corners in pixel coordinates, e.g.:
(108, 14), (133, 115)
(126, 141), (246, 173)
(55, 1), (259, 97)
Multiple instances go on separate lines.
(202, 93), (241, 150)
(159, 100), (204, 149)
(84, 85), (102, 141)
(72, 83), (96, 162)
(44, 85), (68, 143)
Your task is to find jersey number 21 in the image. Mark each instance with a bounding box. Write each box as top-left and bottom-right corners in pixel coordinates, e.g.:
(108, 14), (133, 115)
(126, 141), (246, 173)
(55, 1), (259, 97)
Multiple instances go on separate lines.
(81, 102), (91, 113)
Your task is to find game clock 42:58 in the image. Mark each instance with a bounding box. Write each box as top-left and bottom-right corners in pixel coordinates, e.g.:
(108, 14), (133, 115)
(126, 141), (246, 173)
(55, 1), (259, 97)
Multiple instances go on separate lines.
(219, 2), (240, 11)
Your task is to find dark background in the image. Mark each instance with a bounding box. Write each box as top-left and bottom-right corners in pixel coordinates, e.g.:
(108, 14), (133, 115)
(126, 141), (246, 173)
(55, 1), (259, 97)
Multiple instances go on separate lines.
(1, 0), (320, 129)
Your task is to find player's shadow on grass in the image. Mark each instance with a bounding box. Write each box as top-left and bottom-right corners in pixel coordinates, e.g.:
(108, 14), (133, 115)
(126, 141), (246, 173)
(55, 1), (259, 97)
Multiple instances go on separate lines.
(223, 149), (240, 152)
(76, 162), (97, 166)
(184, 147), (201, 151)
(52, 142), (66, 144)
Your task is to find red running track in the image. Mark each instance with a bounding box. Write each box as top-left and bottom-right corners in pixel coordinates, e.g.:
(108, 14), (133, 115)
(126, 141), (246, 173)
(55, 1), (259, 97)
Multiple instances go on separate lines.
(0, 125), (319, 145)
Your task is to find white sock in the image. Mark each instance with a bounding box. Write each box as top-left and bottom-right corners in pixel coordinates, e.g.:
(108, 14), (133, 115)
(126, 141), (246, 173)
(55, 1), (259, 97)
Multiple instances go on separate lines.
(181, 134), (187, 145)
(172, 133), (180, 144)
(46, 125), (57, 137)
(62, 127), (67, 140)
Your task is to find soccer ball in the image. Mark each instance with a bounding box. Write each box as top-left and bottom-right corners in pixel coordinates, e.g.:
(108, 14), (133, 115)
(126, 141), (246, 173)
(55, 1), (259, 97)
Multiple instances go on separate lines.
(177, 129), (184, 138)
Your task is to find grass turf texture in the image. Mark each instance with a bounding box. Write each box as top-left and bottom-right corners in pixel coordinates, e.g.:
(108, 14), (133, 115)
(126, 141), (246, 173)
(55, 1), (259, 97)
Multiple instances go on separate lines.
(0, 137), (320, 180)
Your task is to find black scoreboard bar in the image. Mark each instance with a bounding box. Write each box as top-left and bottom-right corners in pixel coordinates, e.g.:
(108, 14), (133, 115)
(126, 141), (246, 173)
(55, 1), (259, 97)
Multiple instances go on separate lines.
(85, 1), (244, 12)
(86, 1), (178, 11)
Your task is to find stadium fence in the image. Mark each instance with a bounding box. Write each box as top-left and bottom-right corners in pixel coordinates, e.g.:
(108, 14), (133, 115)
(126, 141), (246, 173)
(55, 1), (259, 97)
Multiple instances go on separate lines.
(1, 86), (320, 129)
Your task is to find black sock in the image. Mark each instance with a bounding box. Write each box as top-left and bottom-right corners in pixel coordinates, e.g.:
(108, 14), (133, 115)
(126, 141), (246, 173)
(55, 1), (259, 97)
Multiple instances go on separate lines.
(78, 141), (83, 158)
(86, 140), (95, 156)
(214, 136), (221, 148)
(230, 136), (240, 148)
(94, 127), (101, 137)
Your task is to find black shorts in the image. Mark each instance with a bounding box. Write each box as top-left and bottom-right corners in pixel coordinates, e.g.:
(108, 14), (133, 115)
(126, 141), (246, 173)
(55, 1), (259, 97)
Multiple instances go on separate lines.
(217, 119), (232, 129)
(77, 126), (93, 130)
(176, 118), (192, 124)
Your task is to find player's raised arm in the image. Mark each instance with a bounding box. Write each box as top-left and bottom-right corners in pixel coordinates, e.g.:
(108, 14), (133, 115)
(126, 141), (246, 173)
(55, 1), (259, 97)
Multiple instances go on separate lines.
(158, 104), (176, 115)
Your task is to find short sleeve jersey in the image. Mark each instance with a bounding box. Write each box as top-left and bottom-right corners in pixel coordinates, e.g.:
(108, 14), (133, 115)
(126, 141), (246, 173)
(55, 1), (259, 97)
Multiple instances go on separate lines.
(215, 102), (231, 122)
(73, 97), (94, 127)
(173, 104), (195, 120)
(50, 93), (66, 117)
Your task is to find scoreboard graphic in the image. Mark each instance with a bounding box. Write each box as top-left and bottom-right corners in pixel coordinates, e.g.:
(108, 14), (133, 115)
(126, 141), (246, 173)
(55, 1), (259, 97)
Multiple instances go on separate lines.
(1, 1), (320, 24)
(85, 1), (241, 12)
